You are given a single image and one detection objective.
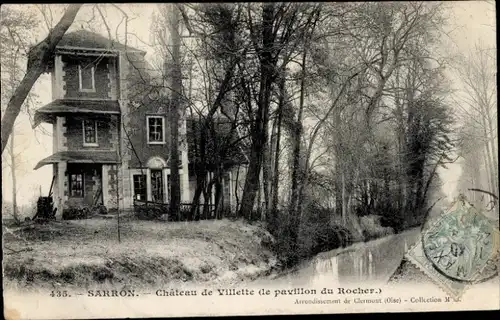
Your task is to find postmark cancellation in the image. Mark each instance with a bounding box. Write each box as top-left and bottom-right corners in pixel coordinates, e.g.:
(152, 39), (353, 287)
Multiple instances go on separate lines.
(406, 195), (500, 300)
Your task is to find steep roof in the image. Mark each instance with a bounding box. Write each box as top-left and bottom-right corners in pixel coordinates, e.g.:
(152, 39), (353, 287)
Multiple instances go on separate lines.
(57, 29), (146, 54)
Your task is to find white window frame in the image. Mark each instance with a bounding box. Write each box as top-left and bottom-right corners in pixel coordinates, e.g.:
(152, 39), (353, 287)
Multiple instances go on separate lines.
(132, 173), (147, 201)
(78, 64), (96, 92)
(146, 115), (166, 144)
(82, 119), (98, 147)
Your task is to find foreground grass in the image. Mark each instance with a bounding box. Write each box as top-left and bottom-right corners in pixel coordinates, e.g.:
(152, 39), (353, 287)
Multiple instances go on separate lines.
(3, 217), (277, 292)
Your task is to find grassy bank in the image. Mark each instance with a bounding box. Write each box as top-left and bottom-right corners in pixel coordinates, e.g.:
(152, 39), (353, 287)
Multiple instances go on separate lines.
(3, 217), (278, 291)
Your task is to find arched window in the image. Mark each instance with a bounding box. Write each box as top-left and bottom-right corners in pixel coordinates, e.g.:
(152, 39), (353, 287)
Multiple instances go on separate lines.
(146, 156), (167, 169)
(146, 156), (167, 203)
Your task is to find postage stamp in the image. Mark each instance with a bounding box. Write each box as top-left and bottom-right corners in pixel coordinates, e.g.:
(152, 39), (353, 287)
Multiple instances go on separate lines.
(406, 195), (500, 300)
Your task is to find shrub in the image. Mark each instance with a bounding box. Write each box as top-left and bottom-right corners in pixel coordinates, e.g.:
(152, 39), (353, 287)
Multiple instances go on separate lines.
(309, 224), (353, 256)
(179, 206), (194, 221)
(295, 205), (354, 260)
(360, 215), (394, 241)
(134, 205), (164, 220)
(95, 205), (108, 215)
(269, 203), (357, 266)
(379, 208), (405, 233)
(62, 207), (91, 220)
(61, 205), (109, 220)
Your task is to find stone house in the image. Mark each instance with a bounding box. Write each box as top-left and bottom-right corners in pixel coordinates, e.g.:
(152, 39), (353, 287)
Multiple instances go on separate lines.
(33, 30), (247, 217)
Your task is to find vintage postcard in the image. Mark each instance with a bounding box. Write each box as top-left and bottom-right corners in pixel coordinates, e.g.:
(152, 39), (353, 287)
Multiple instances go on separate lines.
(2, 2), (499, 319)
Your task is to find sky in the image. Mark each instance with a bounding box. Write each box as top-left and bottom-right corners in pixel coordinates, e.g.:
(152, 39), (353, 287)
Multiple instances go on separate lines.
(1, 2), (496, 209)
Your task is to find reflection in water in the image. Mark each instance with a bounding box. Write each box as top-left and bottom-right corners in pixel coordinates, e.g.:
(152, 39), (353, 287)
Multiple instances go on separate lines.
(277, 229), (421, 287)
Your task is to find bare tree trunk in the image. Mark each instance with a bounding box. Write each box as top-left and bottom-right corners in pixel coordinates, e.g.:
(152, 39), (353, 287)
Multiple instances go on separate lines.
(257, 175), (263, 221)
(205, 176), (215, 219)
(289, 50), (307, 215)
(10, 130), (18, 222)
(296, 70), (358, 221)
(262, 125), (271, 214)
(270, 75), (285, 230)
(239, 4), (275, 219)
(168, 4), (182, 218)
(190, 166), (207, 220)
(191, 185), (203, 220)
(269, 112), (278, 200)
(415, 157), (426, 215)
(234, 165), (241, 213)
(1, 4), (82, 154)
(214, 168), (223, 219)
(262, 156), (270, 214)
(422, 155), (443, 207)
(202, 188), (210, 219)
(471, 160), (481, 202)
(482, 145), (495, 197)
(335, 158), (343, 217)
(341, 172), (347, 225)
(394, 69), (407, 216)
(287, 46), (308, 264)
(239, 134), (265, 218)
(486, 115), (498, 195)
(480, 118), (496, 196)
(482, 121), (496, 196)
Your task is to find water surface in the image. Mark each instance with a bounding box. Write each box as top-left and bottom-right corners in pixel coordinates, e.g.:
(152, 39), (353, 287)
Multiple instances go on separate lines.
(267, 228), (422, 287)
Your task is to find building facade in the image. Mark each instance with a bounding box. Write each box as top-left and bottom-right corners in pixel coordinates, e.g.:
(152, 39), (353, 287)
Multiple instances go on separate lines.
(33, 30), (245, 217)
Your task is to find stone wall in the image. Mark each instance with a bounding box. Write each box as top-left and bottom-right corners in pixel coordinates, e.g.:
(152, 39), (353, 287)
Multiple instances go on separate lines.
(64, 115), (115, 150)
(107, 59), (118, 100)
(57, 161), (68, 216)
(105, 164), (119, 210)
(57, 116), (68, 151)
(62, 55), (113, 100)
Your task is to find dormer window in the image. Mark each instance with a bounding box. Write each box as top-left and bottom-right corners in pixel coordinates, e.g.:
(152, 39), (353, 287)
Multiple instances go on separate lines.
(147, 115), (165, 144)
(78, 63), (95, 92)
(83, 119), (98, 146)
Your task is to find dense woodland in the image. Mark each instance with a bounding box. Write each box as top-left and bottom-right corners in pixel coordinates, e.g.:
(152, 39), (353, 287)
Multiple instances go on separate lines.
(1, 3), (497, 266)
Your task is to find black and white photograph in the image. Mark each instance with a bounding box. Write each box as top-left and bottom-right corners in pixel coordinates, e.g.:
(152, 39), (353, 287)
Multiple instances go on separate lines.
(1, 2), (498, 319)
